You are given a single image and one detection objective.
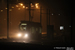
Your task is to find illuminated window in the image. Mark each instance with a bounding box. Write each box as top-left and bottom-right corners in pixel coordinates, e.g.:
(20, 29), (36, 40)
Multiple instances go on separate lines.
(23, 27), (26, 30)
(21, 23), (27, 25)
(60, 26), (64, 30)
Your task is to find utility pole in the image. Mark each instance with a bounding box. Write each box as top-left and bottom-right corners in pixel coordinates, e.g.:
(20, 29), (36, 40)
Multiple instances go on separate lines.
(29, 1), (31, 22)
(47, 9), (49, 25)
(7, 0), (9, 39)
(49, 9), (50, 25)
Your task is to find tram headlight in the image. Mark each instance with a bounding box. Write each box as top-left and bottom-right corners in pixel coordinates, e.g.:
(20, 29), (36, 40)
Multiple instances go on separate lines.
(17, 33), (22, 37)
(24, 34), (28, 38)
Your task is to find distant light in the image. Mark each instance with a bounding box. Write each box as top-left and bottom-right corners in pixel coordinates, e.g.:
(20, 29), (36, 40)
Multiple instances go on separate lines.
(52, 13), (53, 15)
(13, 41), (16, 42)
(31, 5), (34, 7)
(4, 19), (6, 20)
(23, 6), (25, 8)
(9, 9), (12, 11)
(69, 25), (71, 27)
(35, 3), (39, 6)
(60, 26), (64, 30)
(5, 8), (7, 9)
(1, 10), (3, 12)
(23, 41), (25, 42)
(18, 8), (20, 10)
(16, 5), (18, 7)
(58, 14), (60, 15)
(24, 34), (28, 38)
(19, 3), (23, 6)
(36, 6), (39, 8)
(35, 3), (39, 8)
(26, 7), (28, 9)
(31, 3), (32, 5)
(12, 6), (14, 8)
(17, 34), (22, 37)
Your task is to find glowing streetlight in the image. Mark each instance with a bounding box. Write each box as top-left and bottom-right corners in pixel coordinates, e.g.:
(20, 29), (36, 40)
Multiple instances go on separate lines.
(16, 5), (19, 7)
(12, 6), (14, 8)
(1, 10), (3, 12)
(9, 9), (12, 11)
(35, 3), (39, 8)
(35, 3), (39, 6)
(19, 3), (23, 6)
(5, 8), (7, 9)
(18, 8), (21, 10)
(26, 7), (28, 9)
(23, 6), (25, 8)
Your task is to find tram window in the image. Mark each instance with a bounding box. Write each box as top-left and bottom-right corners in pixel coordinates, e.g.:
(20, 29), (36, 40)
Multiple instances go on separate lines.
(39, 27), (41, 33)
(36, 28), (38, 31)
(23, 27), (26, 30)
(20, 26), (23, 30)
(32, 27), (35, 33)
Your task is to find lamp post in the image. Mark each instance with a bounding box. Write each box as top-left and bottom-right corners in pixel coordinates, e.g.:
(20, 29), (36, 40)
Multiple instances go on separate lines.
(7, 0), (9, 39)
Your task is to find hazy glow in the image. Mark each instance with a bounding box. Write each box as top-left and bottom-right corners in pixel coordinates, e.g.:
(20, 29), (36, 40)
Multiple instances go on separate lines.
(16, 5), (19, 7)
(24, 34), (28, 38)
(23, 6), (25, 8)
(5, 8), (7, 9)
(26, 7), (28, 9)
(18, 8), (20, 10)
(36, 6), (39, 8)
(31, 5), (34, 7)
(18, 34), (22, 37)
(9, 9), (12, 11)
(12, 6), (14, 8)
(35, 3), (39, 8)
(69, 26), (71, 27)
(30, 3), (32, 5)
(58, 14), (60, 15)
(52, 13), (53, 15)
(60, 26), (64, 30)
(21, 23), (27, 25)
(20, 3), (23, 6)
(1, 10), (3, 12)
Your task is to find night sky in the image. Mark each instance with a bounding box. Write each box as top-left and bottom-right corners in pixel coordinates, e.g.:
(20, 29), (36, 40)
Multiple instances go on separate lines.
(0, 0), (72, 36)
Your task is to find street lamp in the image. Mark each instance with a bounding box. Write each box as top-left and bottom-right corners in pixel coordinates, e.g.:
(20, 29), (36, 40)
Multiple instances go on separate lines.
(19, 3), (23, 6)
(35, 3), (39, 8)
(12, 6), (14, 8)
(1, 10), (3, 12)
(16, 5), (19, 7)
(23, 6), (25, 8)
(5, 8), (7, 9)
